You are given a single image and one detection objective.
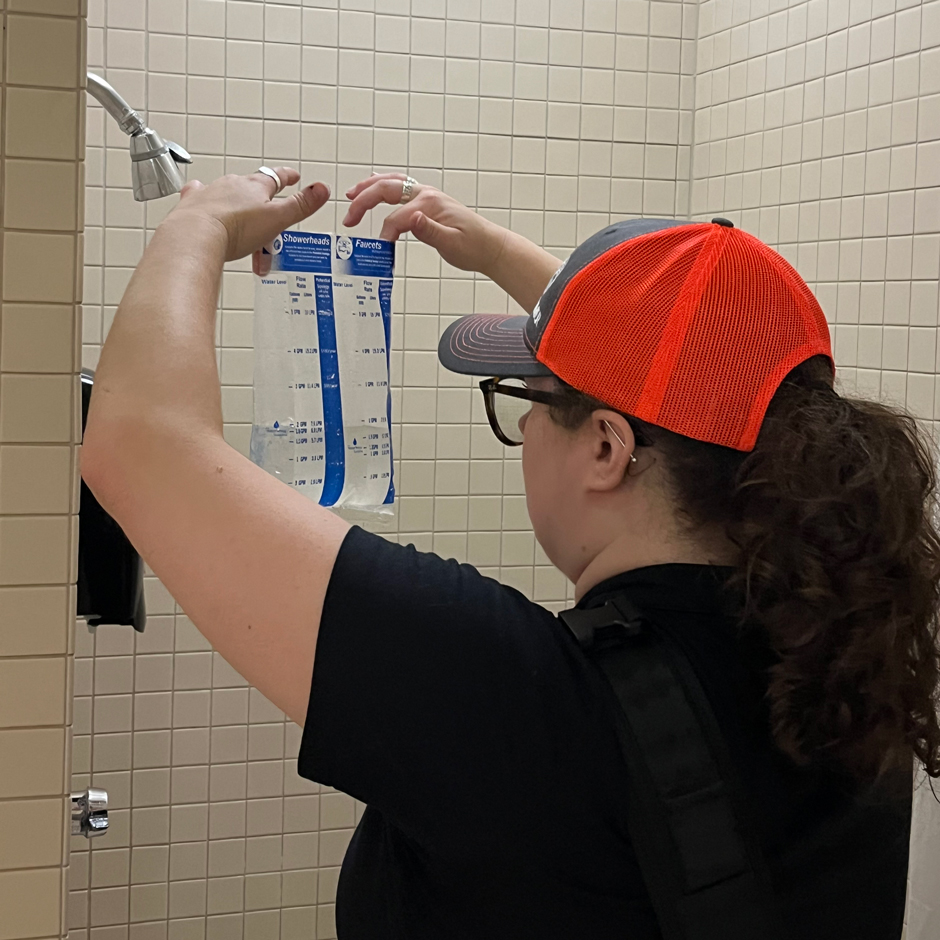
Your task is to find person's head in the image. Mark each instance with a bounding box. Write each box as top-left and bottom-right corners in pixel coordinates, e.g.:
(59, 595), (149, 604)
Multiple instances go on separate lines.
(485, 372), (725, 583)
(439, 218), (940, 785)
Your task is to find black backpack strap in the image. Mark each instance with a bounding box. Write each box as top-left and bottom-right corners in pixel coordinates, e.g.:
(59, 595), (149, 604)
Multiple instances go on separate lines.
(559, 596), (787, 940)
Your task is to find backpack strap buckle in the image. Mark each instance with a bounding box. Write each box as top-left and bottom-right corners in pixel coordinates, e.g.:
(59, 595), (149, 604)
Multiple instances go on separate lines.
(558, 597), (644, 651)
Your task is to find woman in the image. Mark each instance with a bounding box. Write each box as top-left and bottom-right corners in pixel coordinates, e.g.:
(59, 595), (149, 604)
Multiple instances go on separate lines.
(83, 168), (940, 939)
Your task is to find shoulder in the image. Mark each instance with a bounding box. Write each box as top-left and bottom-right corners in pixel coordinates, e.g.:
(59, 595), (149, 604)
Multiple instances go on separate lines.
(321, 526), (611, 726)
(327, 525), (563, 634)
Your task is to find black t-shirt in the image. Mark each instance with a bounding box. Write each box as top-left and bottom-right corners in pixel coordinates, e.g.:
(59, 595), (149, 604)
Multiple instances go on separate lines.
(299, 527), (911, 939)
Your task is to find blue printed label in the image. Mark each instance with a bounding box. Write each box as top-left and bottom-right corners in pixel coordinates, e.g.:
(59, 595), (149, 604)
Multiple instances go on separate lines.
(333, 236), (396, 278)
(267, 231), (333, 273)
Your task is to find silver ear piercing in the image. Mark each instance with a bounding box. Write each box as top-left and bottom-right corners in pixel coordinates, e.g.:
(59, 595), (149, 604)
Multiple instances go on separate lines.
(602, 419), (637, 463)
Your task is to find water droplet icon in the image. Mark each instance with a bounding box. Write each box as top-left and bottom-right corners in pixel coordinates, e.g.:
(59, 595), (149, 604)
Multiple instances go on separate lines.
(273, 421), (279, 429)
(353, 438), (357, 445)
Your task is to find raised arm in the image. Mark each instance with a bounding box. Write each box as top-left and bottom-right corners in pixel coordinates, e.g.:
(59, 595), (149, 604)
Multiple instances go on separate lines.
(81, 170), (349, 725)
(343, 174), (562, 314)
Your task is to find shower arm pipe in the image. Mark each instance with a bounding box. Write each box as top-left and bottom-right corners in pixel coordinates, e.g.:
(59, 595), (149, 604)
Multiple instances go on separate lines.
(86, 72), (145, 137)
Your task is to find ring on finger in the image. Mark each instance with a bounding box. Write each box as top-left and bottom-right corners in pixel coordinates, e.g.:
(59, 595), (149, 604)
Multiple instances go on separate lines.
(257, 166), (283, 195)
(399, 176), (418, 204)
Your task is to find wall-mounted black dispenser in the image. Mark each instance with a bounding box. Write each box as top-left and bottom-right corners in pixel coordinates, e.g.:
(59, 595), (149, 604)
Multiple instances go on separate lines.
(77, 369), (146, 631)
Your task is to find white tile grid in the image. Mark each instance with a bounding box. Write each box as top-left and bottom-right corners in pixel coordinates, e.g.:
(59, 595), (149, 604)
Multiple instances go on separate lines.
(690, 0), (940, 433)
(77, 1), (697, 938)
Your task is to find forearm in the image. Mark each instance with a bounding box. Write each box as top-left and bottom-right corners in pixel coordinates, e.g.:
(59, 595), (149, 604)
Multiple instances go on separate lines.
(483, 228), (563, 314)
(86, 213), (228, 447)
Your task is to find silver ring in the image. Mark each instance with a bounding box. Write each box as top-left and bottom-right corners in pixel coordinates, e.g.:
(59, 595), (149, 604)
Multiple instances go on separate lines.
(399, 176), (418, 204)
(257, 166), (283, 194)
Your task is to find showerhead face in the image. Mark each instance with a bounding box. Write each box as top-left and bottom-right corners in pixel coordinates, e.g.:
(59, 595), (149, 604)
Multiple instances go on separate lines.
(129, 128), (191, 202)
(132, 149), (184, 202)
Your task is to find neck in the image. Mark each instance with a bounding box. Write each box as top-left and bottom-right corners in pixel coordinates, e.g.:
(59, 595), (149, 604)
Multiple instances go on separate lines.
(573, 527), (737, 602)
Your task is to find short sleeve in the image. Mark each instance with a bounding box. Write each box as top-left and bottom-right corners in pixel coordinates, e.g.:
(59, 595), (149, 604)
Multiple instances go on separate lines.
(299, 526), (607, 849)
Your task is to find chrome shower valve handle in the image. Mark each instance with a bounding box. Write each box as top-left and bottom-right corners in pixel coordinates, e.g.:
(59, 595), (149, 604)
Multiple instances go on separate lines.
(71, 788), (109, 838)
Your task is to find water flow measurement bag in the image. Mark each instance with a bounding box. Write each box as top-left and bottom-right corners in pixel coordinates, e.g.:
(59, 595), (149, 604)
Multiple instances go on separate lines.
(250, 232), (395, 510)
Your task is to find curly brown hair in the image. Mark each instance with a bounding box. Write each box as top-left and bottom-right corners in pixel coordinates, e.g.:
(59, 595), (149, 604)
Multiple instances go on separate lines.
(549, 356), (940, 784)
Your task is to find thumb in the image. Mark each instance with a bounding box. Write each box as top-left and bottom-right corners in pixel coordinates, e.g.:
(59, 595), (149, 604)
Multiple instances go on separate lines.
(411, 211), (459, 256)
(268, 181), (331, 231)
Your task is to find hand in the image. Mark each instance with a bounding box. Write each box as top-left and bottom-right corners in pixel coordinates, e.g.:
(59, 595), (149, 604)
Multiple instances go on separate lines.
(343, 174), (509, 278)
(170, 168), (330, 265)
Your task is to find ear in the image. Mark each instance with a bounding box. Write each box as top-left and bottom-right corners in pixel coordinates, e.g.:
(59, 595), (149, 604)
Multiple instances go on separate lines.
(584, 411), (636, 492)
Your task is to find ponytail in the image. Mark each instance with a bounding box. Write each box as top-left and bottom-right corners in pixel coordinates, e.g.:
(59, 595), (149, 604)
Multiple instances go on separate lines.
(550, 356), (940, 783)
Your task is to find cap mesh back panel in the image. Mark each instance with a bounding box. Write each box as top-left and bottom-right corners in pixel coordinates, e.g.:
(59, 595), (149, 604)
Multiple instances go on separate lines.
(660, 235), (830, 448)
(537, 225), (832, 450)
(538, 226), (711, 417)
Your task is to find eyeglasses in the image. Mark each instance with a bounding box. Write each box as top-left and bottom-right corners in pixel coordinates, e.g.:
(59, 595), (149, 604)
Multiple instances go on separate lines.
(479, 378), (569, 446)
(479, 377), (653, 451)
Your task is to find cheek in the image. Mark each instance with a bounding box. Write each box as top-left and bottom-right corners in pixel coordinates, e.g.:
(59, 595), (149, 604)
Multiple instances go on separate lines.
(521, 413), (570, 540)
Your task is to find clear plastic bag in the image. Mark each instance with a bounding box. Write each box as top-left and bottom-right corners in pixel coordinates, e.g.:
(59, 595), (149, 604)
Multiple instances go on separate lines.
(250, 232), (395, 512)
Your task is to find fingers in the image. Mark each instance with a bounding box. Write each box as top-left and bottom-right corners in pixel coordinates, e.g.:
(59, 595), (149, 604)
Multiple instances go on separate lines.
(272, 167), (301, 188)
(345, 173), (407, 202)
(253, 249), (271, 277)
(343, 178), (415, 228)
(269, 181), (331, 231)
(251, 166), (301, 197)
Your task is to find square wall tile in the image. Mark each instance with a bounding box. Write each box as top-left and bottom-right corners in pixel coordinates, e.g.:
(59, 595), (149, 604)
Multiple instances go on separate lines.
(4, 87), (81, 160)
(91, 849), (131, 890)
(3, 161), (80, 231)
(0, 304), (76, 372)
(0, 797), (66, 870)
(8, 0), (83, 13)
(0, 515), (72, 585)
(0, 867), (62, 940)
(0, 585), (71, 656)
(6, 15), (81, 88)
(0, 727), (67, 798)
(0, 374), (73, 443)
(90, 884), (129, 927)
(2, 232), (77, 303)
(0, 657), (68, 727)
(0, 446), (72, 513)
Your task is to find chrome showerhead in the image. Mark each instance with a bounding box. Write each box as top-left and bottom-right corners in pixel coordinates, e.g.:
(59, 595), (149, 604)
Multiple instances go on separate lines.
(86, 72), (193, 202)
(128, 131), (192, 202)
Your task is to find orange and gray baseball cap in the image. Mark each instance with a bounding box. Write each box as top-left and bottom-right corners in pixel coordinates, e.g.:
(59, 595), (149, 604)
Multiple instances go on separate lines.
(438, 218), (833, 451)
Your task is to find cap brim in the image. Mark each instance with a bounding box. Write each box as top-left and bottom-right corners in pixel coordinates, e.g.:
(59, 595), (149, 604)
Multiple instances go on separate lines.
(438, 314), (554, 377)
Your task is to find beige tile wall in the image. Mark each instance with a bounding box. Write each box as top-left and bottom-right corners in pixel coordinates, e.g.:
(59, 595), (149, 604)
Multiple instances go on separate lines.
(691, 0), (939, 430)
(75, 1), (697, 939)
(62, 0), (940, 937)
(0, 1), (87, 939)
